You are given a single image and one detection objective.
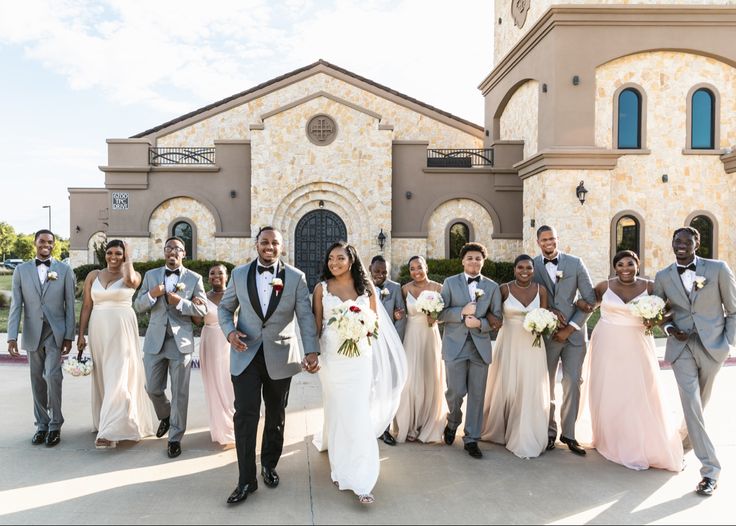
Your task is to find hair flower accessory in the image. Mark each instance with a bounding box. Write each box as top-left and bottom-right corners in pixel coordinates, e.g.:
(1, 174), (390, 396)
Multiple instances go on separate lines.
(694, 276), (706, 290)
(271, 278), (284, 296)
(47, 271), (58, 281)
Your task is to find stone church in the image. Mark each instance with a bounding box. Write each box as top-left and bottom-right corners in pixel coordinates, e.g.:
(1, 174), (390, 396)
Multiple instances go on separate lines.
(69, 1), (736, 286)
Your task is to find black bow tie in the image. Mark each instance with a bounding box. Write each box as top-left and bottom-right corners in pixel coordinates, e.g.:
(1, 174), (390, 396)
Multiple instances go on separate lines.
(165, 268), (181, 277)
(35, 259), (51, 267)
(467, 276), (481, 284)
(544, 257), (559, 266)
(258, 265), (275, 275)
(677, 263), (697, 275)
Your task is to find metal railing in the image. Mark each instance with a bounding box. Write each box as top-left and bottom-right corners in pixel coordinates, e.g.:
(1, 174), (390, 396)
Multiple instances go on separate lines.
(149, 147), (215, 165)
(427, 148), (494, 168)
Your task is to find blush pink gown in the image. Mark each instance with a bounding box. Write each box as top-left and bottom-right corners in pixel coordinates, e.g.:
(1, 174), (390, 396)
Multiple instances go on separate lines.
(583, 288), (683, 472)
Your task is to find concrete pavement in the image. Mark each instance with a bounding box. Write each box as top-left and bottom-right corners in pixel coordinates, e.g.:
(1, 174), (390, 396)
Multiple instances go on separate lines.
(0, 344), (734, 524)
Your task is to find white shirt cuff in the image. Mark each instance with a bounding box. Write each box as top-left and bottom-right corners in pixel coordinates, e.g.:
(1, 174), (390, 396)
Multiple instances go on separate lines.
(176, 299), (185, 312)
(148, 292), (156, 305)
(663, 323), (674, 334)
(569, 321), (581, 331)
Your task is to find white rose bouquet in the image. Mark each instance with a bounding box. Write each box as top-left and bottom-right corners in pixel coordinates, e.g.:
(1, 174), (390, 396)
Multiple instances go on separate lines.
(63, 356), (93, 377)
(628, 295), (666, 336)
(415, 290), (445, 326)
(327, 300), (379, 357)
(523, 308), (559, 347)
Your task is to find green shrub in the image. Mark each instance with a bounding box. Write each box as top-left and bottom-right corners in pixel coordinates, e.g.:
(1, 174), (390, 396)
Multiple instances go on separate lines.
(398, 259), (515, 285)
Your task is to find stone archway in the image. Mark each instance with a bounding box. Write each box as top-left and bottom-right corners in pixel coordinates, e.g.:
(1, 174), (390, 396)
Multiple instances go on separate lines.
(294, 209), (348, 290)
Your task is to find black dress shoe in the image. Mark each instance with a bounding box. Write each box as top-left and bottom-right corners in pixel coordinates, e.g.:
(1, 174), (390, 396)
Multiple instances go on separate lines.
(464, 442), (483, 459)
(560, 436), (586, 456)
(45, 431), (61, 447)
(380, 430), (397, 446)
(546, 437), (556, 451)
(227, 481), (258, 504)
(32, 431), (47, 445)
(167, 441), (181, 458)
(261, 466), (279, 488)
(156, 417), (170, 438)
(696, 477), (717, 496)
(443, 426), (456, 445)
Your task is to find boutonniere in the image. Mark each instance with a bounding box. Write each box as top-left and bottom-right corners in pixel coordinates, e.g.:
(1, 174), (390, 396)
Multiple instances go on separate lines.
(47, 271), (58, 281)
(694, 276), (706, 290)
(556, 271), (564, 281)
(175, 282), (185, 292)
(271, 278), (284, 296)
(380, 288), (390, 298)
(474, 289), (485, 301)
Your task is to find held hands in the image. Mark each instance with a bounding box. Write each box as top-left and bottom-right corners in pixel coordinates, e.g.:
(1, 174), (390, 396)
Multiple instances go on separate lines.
(461, 302), (476, 317)
(487, 315), (503, 331)
(228, 331), (248, 352)
(463, 315), (482, 329)
(7, 340), (19, 358)
(666, 325), (689, 342)
(575, 299), (595, 314)
(393, 308), (405, 321)
(301, 352), (320, 374)
(551, 308), (568, 328)
(150, 284), (166, 299)
(166, 292), (182, 306)
(552, 325), (575, 343)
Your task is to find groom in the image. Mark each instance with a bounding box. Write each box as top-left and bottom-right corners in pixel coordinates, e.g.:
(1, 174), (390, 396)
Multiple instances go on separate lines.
(7, 230), (76, 447)
(218, 226), (319, 505)
(134, 236), (207, 459)
(533, 225), (595, 456)
(654, 226), (736, 496)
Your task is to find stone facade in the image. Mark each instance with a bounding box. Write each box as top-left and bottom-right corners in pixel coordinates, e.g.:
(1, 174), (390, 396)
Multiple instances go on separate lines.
(149, 197), (217, 260)
(391, 238), (428, 274)
(500, 80), (539, 159)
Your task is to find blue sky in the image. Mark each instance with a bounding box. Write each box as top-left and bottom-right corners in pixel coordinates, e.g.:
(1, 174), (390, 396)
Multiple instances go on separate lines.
(0, 0), (493, 238)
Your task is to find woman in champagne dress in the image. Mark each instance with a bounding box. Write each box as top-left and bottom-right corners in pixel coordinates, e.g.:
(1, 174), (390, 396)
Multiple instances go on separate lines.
(481, 254), (550, 459)
(393, 256), (446, 443)
(77, 240), (156, 448)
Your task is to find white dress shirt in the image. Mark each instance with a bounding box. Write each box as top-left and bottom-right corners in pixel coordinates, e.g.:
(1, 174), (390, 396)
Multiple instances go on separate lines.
(678, 257), (699, 294)
(256, 260), (279, 316)
(36, 258), (51, 285)
(464, 273), (480, 301)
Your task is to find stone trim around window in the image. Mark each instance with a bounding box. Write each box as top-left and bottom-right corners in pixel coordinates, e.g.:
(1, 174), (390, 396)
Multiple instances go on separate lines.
(169, 217), (198, 260)
(684, 83), (722, 154)
(445, 219), (475, 259)
(685, 210), (718, 260)
(609, 210), (646, 277)
(612, 83), (647, 151)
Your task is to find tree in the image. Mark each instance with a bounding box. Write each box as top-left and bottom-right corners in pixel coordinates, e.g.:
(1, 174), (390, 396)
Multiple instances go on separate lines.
(0, 222), (16, 261)
(52, 238), (70, 260)
(12, 234), (35, 260)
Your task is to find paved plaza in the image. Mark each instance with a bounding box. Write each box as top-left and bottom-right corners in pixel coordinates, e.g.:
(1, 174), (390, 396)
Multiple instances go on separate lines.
(0, 336), (734, 525)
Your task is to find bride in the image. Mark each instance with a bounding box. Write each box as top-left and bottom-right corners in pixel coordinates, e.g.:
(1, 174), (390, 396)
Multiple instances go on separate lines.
(312, 241), (406, 505)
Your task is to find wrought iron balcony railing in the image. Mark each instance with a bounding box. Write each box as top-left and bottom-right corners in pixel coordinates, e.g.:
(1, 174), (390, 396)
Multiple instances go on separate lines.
(427, 148), (494, 168)
(149, 147), (215, 165)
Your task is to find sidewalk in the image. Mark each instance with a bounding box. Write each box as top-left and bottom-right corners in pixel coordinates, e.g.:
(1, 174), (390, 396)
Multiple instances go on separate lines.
(0, 341), (734, 524)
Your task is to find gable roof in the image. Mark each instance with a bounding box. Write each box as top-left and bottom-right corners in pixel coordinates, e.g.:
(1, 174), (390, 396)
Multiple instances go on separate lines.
(131, 59), (483, 139)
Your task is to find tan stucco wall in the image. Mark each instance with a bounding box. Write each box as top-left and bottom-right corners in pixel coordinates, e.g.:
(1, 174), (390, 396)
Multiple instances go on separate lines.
(157, 73), (481, 149)
(500, 80), (539, 159)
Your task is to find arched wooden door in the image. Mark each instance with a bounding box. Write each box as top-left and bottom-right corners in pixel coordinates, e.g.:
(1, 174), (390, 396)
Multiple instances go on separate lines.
(294, 209), (348, 290)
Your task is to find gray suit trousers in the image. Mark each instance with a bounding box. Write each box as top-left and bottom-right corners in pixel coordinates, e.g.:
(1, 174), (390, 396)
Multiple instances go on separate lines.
(444, 338), (488, 444)
(144, 334), (192, 443)
(671, 335), (722, 480)
(545, 337), (586, 440)
(29, 322), (64, 432)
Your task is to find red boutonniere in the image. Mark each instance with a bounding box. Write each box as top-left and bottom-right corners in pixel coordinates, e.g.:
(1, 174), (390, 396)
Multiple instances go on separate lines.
(270, 278), (284, 296)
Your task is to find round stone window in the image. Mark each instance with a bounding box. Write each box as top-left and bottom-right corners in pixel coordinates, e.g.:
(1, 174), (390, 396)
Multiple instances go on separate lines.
(306, 114), (337, 146)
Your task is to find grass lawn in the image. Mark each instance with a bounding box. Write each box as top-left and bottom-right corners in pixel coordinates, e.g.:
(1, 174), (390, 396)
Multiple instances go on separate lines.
(0, 275), (12, 291)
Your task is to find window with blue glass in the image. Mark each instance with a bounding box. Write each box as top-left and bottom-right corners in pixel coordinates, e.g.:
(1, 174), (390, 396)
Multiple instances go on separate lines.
(691, 89), (715, 149)
(617, 88), (641, 149)
(172, 221), (194, 259)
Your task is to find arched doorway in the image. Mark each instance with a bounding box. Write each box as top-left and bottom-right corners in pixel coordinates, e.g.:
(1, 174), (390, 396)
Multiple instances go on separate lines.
(295, 209), (348, 290)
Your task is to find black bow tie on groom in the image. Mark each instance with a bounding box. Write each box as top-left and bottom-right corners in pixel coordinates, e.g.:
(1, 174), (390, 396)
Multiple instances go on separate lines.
(257, 265), (275, 275)
(165, 268), (181, 277)
(467, 276), (481, 284)
(35, 259), (51, 267)
(544, 257), (559, 265)
(677, 263), (697, 275)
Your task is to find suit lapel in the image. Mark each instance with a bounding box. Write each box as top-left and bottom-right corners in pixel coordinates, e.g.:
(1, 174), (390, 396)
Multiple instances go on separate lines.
(40, 259), (57, 298)
(264, 262), (286, 321)
(689, 259), (706, 304)
(668, 264), (691, 305)
(535, 256), (556, 296)
(26, 262), (42, 298)
(246, 262), (265, 321)
(458, 274), (472, 304)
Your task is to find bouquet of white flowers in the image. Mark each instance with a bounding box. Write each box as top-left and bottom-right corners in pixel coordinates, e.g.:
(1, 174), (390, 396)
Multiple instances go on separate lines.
(415, 290), (445, 326)
(63, 356), (93, 377)
(327, 300), (379, 357)
(628, 295), (666, 336)
(523, 308), (559, 348)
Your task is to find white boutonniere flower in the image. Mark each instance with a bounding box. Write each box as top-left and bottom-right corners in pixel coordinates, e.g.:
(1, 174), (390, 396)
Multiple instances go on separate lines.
(556, 271), (564, 281)
(175, 282), (185, 292)
(380, 288), (390, 298)
(271, 278), (284, 296)
(694, 276), (706, 290)
(474, 289), (485, 301)
(47, 271), (58, 281)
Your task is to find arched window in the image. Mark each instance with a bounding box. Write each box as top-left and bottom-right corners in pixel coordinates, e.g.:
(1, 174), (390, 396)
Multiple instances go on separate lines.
(617, 88), (642, 149)
(615, 215), (640, 254)
(449, 222), (470, 259)
(690, 215), (714, 259)
(691, 88), (715, 150)
(172, 220), (194, 259)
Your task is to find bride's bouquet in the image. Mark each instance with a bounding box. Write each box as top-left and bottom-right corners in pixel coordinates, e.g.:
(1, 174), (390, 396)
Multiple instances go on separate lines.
(523, 308), (559, 348)
(327, 300), (379, 358)
(63, 356), (93, 377)
(628, 295), (666, 336)
(415, 290), (445, 326)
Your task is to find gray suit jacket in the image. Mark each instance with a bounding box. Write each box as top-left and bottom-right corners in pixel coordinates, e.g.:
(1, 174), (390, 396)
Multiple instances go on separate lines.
(134, 266), (207, 355)
(653, 258), (736, 363)
(533, 253), (595, 346)
(438, 273), (502, 364)
(378, 279), (406, 340)
(8, 259), (76, 351)
(218, 260), (319, 380)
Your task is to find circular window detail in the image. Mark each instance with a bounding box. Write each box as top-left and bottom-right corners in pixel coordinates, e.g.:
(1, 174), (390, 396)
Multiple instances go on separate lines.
(307, 114), (337, 146)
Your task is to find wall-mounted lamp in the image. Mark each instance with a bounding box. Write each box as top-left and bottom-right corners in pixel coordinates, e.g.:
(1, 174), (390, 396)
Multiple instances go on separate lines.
(229, 190), (237, 198)
(75, 225), (81, 233)
(575, 180), (588, 205)
(318, 200), (325, 208)
(572, 75), (580, 86)
(542, 83), (548, 93)
(405, 191), (413, 200)
(661, 174), (669, 183)
(377, 229), (387, 251)
(530, 219), (536, 228)
(485, 129), (489, 137)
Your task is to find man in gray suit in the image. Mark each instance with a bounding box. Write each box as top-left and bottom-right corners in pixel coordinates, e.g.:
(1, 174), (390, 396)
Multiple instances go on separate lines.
(8, 230), (76, 447)
(532, 225), (595, 456)
(654, 226), (736, 497)
(369, 254), (406, 446)
(134, 236), (207, 459)
(439, 242), (502, 459)
(218, 227), (319, 505)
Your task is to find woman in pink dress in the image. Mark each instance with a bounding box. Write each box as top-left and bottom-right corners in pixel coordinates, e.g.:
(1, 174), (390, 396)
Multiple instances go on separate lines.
(195, 264), (235, 446)
(580, 250), (683, 471)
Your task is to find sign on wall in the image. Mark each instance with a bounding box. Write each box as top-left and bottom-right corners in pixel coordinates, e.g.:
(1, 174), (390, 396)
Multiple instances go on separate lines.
(111, 192), (129, 210)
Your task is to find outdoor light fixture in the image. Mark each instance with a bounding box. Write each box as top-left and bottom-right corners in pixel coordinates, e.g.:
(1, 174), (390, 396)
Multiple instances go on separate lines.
(542, 83), (548, 93)
(377, 229), (387, 251)
(575, 181), (588, 205)
(230, 190), (237, 198)
(42, 205), (51, 230)
(572, 75), (580, 86)
(662, 174), (669, 183)
(319, 200), (325, 208)
(75, 225), (81, 233)
(405, 191), (413, 200)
